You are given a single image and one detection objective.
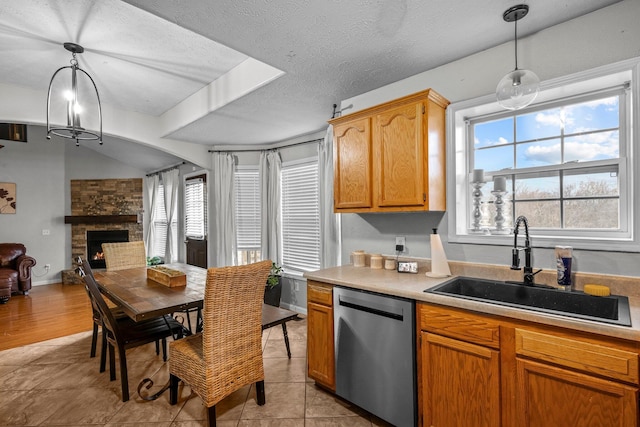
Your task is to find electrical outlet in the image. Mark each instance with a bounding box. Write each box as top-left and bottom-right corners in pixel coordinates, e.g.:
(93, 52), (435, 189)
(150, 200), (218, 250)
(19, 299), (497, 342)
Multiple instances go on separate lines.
(395, 236), (406, 252)
(44, 263), (51, 270)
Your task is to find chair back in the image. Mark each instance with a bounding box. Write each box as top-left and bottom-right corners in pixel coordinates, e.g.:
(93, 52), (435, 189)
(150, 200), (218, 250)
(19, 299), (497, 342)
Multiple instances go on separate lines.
(79, 259), (124, 345)
(202, 260), (272, 380)
(102, 241), (147, 271)
(0, 243), (26, 267)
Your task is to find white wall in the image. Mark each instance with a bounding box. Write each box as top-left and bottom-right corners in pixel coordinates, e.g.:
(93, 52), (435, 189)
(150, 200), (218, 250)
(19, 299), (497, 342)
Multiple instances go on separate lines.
(337, 0), (640, 277)
(0, 125), (147, 285)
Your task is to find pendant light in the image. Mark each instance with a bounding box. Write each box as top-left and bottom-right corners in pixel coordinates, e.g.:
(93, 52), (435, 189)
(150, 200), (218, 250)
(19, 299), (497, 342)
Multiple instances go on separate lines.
(46, 42), (102, 146)
(496, 4), (540, 110)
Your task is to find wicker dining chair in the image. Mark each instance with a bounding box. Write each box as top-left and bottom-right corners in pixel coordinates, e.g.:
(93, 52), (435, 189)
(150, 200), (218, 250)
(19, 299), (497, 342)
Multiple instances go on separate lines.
(169, 260), (272, 427)
(79, 259), (184, 402)
(101, 241), (147, 271)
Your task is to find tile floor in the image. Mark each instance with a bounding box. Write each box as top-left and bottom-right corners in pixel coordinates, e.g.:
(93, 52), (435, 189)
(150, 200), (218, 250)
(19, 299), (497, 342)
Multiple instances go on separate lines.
(0, 316), (392, 426)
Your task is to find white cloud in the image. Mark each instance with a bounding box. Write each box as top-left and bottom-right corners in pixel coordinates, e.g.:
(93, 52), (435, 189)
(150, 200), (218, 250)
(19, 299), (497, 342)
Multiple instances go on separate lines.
(535, 111), (565, 128)
(522, 132), (619, 165)
(523, 142), (561, 164)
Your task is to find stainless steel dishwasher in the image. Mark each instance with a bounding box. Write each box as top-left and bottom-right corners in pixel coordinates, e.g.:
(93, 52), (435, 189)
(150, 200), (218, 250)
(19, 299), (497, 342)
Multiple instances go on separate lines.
(334, 286), (416, 427)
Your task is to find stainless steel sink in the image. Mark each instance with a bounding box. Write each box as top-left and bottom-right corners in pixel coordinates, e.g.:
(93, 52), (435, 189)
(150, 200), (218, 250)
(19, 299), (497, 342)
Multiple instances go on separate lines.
(425, 277), (631, 326)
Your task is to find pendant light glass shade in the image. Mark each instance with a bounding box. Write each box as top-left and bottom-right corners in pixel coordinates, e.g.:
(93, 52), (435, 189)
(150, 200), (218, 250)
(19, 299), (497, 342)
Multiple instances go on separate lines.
(46, 43), (102, 146)
(496, 68), (540, 110)
(496, 5), (539, 111)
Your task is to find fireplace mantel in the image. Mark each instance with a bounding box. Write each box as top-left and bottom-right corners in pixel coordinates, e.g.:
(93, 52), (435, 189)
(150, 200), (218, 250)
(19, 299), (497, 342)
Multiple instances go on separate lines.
(64, 215), (139, 225)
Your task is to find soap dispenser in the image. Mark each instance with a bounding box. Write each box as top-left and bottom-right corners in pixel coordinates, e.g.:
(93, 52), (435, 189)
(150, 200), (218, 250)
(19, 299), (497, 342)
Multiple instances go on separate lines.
(426, 228), (451, 278)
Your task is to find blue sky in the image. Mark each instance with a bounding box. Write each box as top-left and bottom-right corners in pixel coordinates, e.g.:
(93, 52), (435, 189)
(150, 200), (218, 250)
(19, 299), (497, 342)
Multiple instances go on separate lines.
(474, 95), (619, 172)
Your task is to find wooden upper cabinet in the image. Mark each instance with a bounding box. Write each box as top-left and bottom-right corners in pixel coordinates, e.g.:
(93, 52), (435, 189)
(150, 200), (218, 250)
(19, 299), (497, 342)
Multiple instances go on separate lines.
(374, 102), (424, 207)
(333, 118), (372, 210)
(329, 88), (449, 213)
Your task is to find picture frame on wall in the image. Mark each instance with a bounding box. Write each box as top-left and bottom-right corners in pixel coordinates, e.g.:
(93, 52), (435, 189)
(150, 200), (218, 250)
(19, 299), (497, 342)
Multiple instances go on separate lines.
(0, 182), (16, 214)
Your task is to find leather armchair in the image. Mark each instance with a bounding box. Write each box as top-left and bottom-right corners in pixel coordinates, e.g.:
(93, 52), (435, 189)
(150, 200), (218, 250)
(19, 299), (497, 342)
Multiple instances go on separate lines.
(0, 243), (36, 303)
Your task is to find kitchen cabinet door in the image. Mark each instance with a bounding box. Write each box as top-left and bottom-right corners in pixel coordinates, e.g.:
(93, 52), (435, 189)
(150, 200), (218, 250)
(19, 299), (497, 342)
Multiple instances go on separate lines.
(373, 101), (425, 208)
(332, 118), (372, 210)
(307, 281), (335, 391)
(307, 301), (335, 390)
(421, 331), (501, 427)
(515, 358), (637, 427)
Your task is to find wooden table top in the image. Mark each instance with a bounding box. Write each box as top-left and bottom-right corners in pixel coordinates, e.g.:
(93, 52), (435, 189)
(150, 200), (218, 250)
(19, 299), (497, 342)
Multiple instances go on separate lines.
(94, 263), (300, 329)
(94, 263), (207, 322)
(262, 304), (299, 329)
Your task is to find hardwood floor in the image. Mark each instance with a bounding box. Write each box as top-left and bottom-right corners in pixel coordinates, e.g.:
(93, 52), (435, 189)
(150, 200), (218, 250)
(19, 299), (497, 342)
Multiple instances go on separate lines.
(0, 283), (93, 351)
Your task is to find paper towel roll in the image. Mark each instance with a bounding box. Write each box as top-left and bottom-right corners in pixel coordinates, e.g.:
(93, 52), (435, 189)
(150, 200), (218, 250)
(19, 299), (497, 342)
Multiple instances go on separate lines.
(426, 228), (451, 278)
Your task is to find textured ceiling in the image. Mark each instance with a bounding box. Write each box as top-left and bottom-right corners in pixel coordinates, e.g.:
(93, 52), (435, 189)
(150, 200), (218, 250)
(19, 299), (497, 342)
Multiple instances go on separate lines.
(0, 0), (624, 171)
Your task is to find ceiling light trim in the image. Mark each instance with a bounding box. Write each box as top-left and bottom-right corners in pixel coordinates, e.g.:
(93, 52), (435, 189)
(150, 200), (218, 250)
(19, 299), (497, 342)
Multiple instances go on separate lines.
(159, 58), (285, 137)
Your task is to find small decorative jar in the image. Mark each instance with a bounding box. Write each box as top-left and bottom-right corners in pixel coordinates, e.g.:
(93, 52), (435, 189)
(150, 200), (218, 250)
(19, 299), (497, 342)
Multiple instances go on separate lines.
(370, 254), (383, 269)
(384, 258), (396, 270)
(352, 250), (366, 267)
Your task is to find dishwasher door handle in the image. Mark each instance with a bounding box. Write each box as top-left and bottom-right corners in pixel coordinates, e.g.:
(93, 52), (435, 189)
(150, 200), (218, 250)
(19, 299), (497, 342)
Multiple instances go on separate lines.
(338, 294), (404, 321)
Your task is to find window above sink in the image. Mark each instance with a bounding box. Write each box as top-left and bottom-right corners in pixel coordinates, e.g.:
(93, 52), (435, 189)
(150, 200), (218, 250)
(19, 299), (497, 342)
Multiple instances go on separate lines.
(447, 58), (640, 253)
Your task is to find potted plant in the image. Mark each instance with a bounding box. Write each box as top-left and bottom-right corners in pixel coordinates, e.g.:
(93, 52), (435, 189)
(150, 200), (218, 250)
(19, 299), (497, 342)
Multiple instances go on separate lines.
(264, 262), (283, 307)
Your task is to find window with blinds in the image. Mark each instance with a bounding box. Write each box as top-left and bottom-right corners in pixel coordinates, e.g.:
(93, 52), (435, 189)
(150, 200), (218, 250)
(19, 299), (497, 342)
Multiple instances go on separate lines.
(184, 174), (207, 239)
(281, 159), (320, 272)
(150, 184), (178, 259)
(235, 167), (261, 265)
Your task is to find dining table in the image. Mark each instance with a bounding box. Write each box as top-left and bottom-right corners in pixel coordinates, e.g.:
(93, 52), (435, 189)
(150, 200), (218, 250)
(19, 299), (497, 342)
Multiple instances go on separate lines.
(92, 262), (300, 399)
(93, 263), (207, 324)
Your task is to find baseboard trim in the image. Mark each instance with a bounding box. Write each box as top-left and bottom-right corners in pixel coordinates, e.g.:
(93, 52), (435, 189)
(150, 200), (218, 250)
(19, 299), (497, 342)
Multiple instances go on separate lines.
(280, 301), (307, 316)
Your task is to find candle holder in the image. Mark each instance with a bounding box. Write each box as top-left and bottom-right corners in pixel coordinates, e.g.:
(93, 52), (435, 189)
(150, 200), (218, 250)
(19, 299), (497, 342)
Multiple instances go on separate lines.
(491, 190), (510, 234)
(470, 181), (486, 233)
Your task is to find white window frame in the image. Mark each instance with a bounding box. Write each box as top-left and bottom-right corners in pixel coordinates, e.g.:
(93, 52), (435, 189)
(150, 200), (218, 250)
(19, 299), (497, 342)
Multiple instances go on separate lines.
(281, 157), (321, 273)
(447, 58), (640, 252)
(234, 165), (261, 265)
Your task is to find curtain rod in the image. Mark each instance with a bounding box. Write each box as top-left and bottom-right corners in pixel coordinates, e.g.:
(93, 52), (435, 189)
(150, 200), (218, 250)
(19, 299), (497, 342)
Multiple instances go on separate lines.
(146, 161), (185, 177)
(208, 138), (322, 153)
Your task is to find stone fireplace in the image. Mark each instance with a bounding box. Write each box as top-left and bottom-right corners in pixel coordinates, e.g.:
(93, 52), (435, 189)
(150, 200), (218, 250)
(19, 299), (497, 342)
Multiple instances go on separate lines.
(64, 179), (143, 281)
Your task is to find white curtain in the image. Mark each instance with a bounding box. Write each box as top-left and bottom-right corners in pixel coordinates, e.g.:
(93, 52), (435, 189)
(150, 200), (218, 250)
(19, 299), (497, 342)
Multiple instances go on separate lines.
(211, 152), (236, 267)
(161, 168), (179, 263)
(259, 150), (281, 264)
(144, 175), (160, 258)
(319, 125), (341, 268)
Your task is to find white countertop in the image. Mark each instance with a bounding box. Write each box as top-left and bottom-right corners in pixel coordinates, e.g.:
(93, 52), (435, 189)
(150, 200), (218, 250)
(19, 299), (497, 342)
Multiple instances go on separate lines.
(304, 263), (640, 342)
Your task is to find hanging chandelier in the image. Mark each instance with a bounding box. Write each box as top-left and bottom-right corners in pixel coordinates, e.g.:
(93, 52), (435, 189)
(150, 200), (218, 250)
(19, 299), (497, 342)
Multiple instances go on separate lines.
(46, 42), (102, 146)
(496, 4), (540, 110)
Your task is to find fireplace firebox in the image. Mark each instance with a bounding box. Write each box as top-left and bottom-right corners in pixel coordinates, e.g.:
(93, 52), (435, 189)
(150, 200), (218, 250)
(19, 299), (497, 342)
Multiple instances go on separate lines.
(87, 230), (129, 269)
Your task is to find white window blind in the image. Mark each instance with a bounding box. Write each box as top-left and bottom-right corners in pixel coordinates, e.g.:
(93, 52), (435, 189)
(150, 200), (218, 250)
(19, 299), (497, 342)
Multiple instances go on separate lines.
(281, 159), (320, 272)
(184, 175), (207, 239)
(235, 168), (261, 264)
(150, 183), (178, 259)
(151, 184), (167, 258)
